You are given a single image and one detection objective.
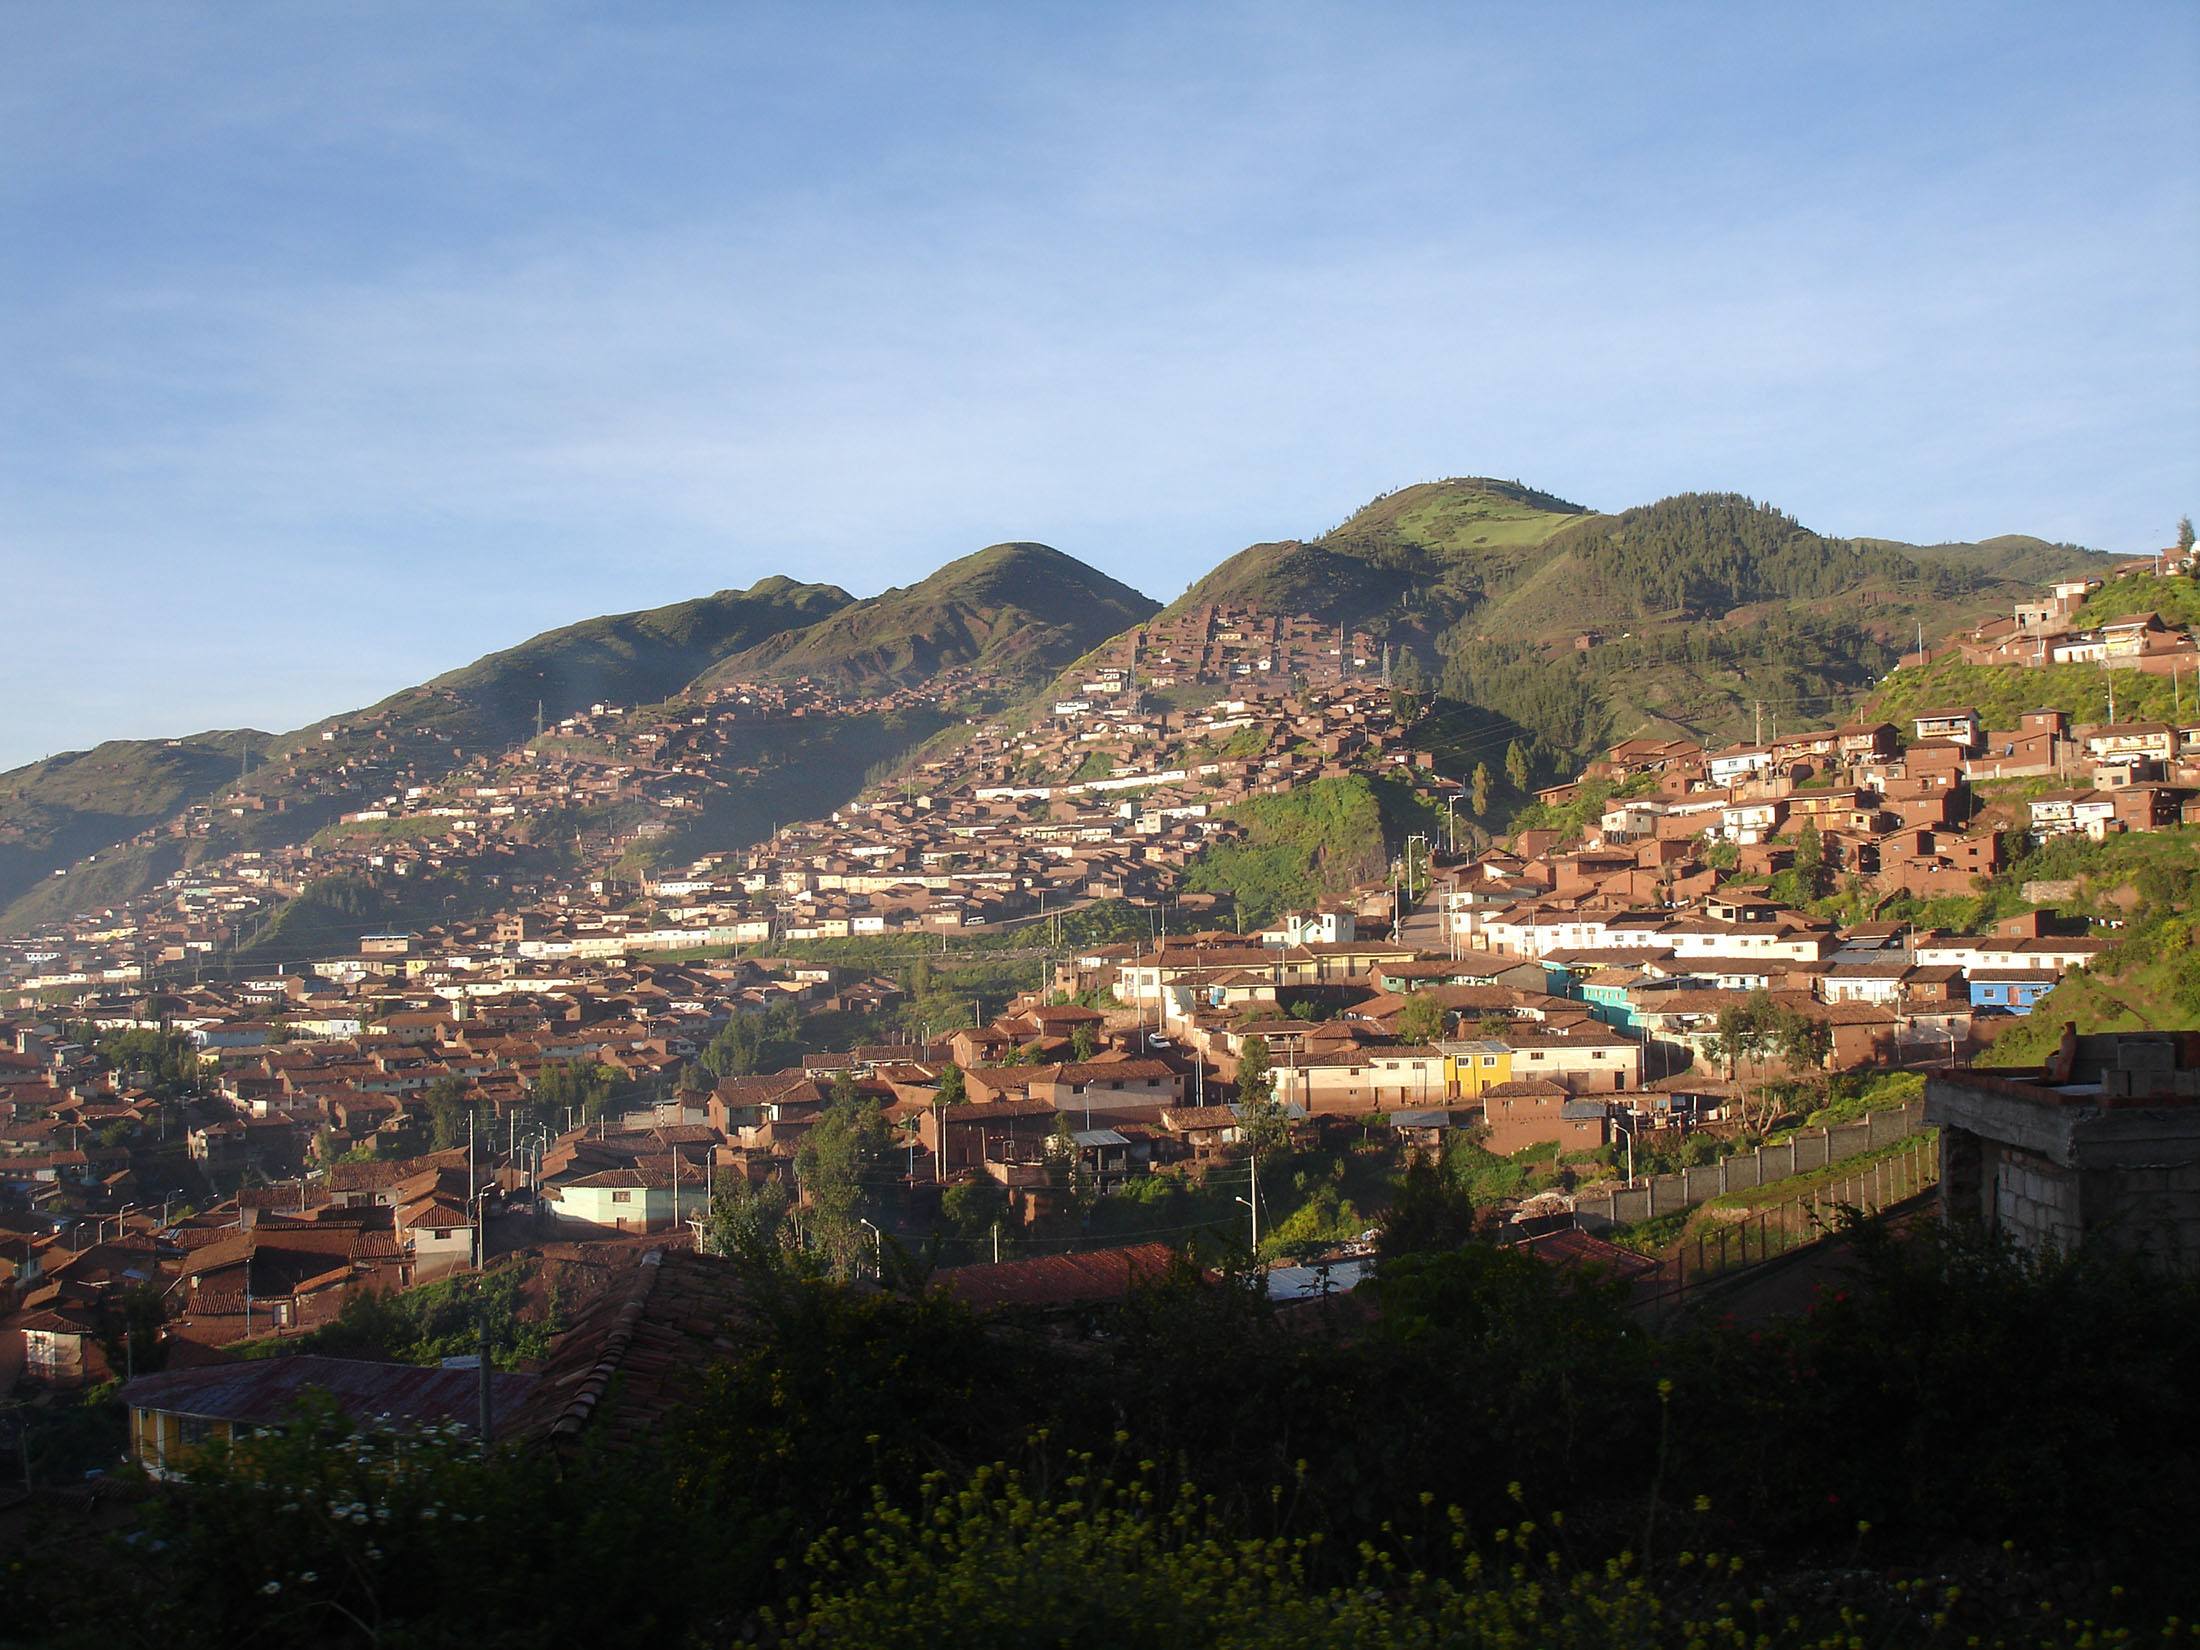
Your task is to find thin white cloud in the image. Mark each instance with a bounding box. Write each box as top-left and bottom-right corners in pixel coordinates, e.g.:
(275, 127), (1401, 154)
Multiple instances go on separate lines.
(2, 2), (2195, 767)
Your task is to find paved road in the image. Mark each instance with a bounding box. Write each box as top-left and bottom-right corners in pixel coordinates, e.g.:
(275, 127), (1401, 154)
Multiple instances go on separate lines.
(1394, 883), (1450, 953)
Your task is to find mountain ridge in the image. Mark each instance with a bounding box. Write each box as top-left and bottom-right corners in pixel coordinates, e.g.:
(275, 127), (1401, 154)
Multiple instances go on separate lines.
(0, 483), (2140, 931)
(693, 542), (1159, 694)
(0, 543), (1159, 925)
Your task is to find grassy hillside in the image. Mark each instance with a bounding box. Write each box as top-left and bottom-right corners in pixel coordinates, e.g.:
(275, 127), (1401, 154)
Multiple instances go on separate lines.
(1980, 946), (2200, 1067)
(284, 575), (853, 758)
(1184, 773), (1436, 924)
(0, 732), (268, 919)
(0, 835), (195, 935)
(2068, 569), (2200, 630)
(1866, 655), (2190, 730)
(232, 870), (511, 970)
(695, 543), (1158, 695)
(1, 547), (1137, 935)
(1171, 477), (1589, 631)
(1166, 483), (2088, 786)
(1974, 834), (2200, 1065)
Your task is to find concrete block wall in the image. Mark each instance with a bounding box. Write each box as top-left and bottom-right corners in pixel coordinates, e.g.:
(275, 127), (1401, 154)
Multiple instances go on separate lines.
(1932, 1070), (2200, 1272)
(2081, 1157), (2200, 1270)
(1681, 1164), (1722, 1202)
(1573, 1101), (1929, 1229)
(1987, 1142), (2083, 1253)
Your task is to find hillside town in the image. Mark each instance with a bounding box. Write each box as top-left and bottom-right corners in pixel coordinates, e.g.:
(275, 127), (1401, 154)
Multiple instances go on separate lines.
(13, 13), (2200, 1634)
(7, 554), (2197, 1390)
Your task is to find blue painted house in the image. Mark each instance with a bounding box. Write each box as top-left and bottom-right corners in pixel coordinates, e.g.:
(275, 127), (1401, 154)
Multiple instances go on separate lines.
(1580, 973), (1644, 1031)
(1968, 972), (2059, 1015)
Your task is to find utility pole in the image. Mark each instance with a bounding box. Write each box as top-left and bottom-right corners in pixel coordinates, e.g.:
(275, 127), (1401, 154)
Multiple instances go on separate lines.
(476, 1306), (493, 1450)
(468, 1111), (480, 1271)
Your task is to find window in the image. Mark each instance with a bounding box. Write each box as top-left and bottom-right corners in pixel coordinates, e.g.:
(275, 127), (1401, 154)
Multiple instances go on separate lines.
(610, 1190), (633, 1204)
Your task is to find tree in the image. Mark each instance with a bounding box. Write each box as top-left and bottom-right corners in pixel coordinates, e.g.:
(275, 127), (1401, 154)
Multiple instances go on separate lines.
(1388, 645), (1427, 722)
(534, 1060), (616, 1125)
(423, 1075), (473, 1152)
(1794, 819), (1827, 900)
(2180, 514), (2195, 556)
(1375, 1156), (1478, 1258)
(701, 1012), (768, 1078)
(795, 1085), (890, 1281)
(934, 1063), (966, 1106)
(701, 1174), (791, 1267)
(1395, 992), (1446, 1047)
(1470, 761), (1492, 817)
(1504, 740), (1530, 793)
(1070, 1023), (1098, 1062)
(1771, 1007), (1833, 1077)
(1235, 1036), (1288, 1156)
(1048, 1115), (1096, 1215)
(1705, 993), (1782, 1131)
(940, 1173), (1005, 1243)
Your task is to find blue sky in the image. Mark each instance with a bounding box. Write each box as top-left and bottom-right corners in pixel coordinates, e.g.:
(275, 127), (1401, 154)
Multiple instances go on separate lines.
(3, 2), (2196, 769)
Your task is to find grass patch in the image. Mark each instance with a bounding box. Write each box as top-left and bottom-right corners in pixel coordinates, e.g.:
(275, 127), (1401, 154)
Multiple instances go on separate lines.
(1867, 654), (2189, 730)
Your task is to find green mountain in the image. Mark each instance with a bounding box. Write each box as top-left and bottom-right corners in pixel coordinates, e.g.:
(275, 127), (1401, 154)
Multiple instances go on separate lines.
(693, 543), (1160, 694)
(0, 549), (1155, 933)
(0, 732), (269, 921)
(283, 575), (856, 758)
(0, 485), (2130, 934)
(1173, 478), (1590, 631)
(0, 580), (855, 928)
(1866, 532), (2114, 587)
(1175, 481), (2120, 782)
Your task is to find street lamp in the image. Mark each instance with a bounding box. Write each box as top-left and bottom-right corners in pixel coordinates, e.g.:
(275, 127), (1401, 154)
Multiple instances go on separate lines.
(1445, 791), (1462, 855)
(1611, 1114), (1636, 1187)
(857, 1216), (882, 1280)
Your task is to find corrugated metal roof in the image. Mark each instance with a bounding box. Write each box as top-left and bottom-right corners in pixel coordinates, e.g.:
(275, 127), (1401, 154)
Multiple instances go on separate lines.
(938, 1242), (1176, 1309)
(120, 1354), (535, 1428)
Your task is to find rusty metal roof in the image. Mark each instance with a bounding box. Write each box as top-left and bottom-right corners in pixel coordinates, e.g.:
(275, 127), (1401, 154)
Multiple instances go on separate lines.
(936, 1242), (1178, 1309)
(119, 1354), (535, 1428)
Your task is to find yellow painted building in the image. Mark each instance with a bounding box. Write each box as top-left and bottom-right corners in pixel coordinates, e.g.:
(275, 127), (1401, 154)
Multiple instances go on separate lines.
(1440, 1039), (1513, 1099)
